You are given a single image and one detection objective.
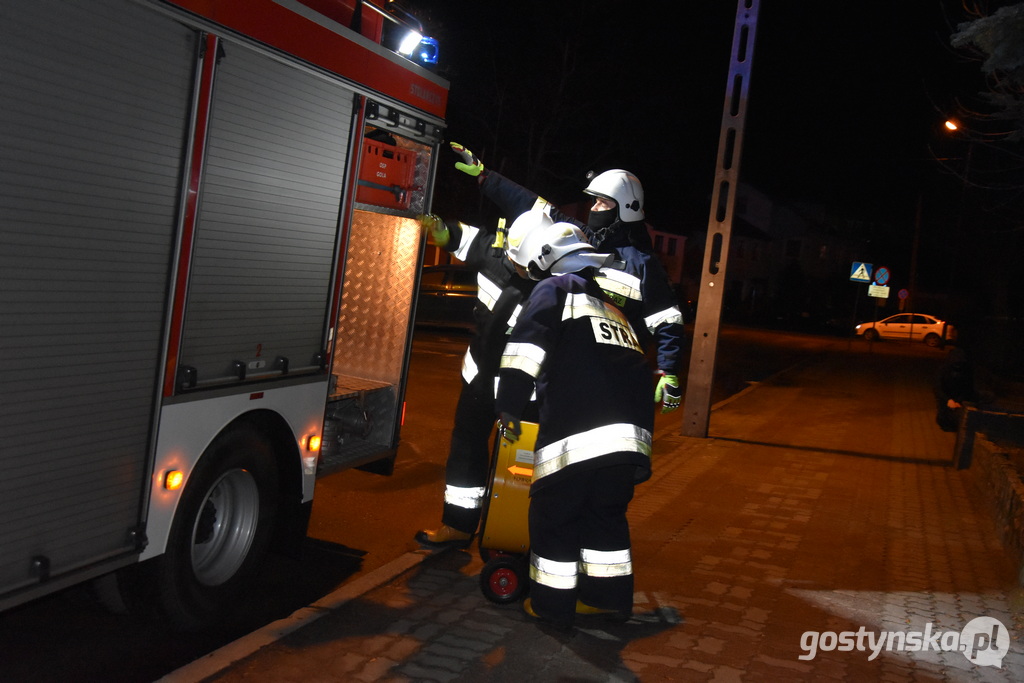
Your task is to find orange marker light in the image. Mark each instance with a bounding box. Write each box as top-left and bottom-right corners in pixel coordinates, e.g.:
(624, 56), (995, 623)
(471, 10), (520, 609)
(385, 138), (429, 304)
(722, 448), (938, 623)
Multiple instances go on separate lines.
(307, 435), (322, 452)
(164, 470), (184, 490)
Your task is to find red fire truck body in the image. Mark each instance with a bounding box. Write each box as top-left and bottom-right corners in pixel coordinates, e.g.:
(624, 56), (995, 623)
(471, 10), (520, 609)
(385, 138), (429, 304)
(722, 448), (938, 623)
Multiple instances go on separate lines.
(0, 0), (446, 627)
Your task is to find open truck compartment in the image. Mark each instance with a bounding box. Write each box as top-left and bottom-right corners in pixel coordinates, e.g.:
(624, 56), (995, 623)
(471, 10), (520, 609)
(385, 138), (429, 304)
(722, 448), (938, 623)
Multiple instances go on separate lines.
(318, 129), (433, 475)
(320, 135), (432, 474)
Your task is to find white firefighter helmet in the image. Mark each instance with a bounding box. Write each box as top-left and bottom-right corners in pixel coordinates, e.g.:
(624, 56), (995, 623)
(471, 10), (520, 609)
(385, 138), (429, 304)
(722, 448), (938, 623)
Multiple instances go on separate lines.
(506, 209), (554, 265)
(584, 169), (645, 222)
(512, 220), (612, 280)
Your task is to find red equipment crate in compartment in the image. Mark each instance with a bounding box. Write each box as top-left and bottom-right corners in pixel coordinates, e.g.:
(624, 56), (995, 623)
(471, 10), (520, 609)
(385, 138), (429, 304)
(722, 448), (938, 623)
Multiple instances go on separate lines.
(357, 139), (417, 210)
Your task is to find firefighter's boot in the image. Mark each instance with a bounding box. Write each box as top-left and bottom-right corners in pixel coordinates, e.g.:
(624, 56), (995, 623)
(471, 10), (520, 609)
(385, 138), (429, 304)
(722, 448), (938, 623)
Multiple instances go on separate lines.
(414, 525), (473, 549)
(522, 598), (573, 633)
(575, 599), (631, 622)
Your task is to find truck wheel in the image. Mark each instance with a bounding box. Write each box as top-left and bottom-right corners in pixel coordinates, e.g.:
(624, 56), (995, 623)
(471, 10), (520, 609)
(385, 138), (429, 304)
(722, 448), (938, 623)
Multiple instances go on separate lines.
(157, 426), (279, 630)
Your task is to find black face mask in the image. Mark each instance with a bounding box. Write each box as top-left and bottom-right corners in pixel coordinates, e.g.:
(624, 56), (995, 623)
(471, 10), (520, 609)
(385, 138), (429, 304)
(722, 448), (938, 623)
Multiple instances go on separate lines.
(587, 209), (619, 249)
(588, 208), (617, 230)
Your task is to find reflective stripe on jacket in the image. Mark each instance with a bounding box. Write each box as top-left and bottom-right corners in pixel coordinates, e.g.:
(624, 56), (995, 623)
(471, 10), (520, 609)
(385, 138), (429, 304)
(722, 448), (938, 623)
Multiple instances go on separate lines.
(533, 423), (651, 482)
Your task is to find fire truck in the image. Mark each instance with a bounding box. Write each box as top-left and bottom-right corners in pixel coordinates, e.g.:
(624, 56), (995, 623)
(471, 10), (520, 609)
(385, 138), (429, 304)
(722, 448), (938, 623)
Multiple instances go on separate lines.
(0, 0), (447, 628)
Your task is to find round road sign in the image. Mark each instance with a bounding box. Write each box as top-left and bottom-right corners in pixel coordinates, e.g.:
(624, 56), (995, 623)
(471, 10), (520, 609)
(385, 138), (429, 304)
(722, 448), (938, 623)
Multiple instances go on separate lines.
(875, 266), (890, 286)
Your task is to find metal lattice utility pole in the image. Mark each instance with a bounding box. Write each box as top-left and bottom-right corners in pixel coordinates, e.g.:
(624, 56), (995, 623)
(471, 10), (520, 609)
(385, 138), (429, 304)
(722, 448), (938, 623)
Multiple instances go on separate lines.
(682, 0), (760, 437)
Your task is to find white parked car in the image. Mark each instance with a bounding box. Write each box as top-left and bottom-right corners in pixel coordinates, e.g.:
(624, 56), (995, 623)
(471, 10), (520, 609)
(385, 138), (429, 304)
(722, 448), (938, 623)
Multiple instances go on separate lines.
(855, 313), (956, 347)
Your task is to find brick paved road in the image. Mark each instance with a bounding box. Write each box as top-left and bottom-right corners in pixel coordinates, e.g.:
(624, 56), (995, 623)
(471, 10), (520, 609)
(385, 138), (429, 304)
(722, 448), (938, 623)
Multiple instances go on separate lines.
(167, 347), (1024, 683)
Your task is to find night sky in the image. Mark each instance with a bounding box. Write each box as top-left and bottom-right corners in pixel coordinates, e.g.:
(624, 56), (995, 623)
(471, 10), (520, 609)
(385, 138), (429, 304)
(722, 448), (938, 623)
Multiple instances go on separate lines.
(418, 1), (978, 226)
(411, 0), (1021, 328)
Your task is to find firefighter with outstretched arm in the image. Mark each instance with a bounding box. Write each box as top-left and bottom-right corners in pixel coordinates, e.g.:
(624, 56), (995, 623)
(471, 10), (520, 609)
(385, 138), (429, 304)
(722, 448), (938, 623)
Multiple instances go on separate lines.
(450, 142), (684, 414)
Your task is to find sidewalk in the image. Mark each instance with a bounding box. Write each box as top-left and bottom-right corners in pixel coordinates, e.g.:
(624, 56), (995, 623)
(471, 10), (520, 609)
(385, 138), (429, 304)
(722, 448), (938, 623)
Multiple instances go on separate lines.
(164, 346), (1024, 682)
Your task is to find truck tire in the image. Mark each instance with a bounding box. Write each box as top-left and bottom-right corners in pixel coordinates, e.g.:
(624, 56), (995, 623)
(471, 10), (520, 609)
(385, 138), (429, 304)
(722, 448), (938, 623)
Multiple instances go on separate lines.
(157, 425), (279, 630)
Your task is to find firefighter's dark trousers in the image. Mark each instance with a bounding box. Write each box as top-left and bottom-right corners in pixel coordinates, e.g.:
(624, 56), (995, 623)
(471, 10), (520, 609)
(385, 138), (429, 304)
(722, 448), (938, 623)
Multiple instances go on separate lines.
(528, 463), (637, 628)
(440, 377), (496, 534)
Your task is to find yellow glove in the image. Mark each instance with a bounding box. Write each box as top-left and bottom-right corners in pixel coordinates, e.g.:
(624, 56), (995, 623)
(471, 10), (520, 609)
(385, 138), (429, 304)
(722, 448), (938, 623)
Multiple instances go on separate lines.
(418, 214), (449, 247)
(655, 374), (681, 413)
(450, 142), (484, 177)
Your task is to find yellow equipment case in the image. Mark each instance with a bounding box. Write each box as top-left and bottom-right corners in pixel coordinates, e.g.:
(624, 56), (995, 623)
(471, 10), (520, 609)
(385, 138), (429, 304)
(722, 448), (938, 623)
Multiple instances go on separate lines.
(477, 421), (537, 603)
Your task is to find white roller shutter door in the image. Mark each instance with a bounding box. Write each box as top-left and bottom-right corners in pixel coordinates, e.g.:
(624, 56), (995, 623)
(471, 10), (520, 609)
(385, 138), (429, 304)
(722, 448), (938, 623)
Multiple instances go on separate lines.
(179, 40), (354, 386)
(0, 0), (194, 595)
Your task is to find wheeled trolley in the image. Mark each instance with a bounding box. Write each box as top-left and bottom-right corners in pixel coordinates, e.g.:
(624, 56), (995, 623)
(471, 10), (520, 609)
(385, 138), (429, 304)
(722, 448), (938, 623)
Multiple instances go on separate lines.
(477, 421), (537, 604)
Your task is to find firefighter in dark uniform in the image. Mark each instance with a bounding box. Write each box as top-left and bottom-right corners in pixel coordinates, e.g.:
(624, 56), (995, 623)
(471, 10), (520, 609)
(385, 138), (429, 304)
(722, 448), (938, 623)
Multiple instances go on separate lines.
(496, 219), (654, 631)
(415, 210), (553, 548)
(451, 142), (685, 414)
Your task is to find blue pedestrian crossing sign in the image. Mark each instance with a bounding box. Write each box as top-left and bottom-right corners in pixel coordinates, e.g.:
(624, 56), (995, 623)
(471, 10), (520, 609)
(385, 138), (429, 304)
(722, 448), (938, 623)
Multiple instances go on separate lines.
(850, 262), (873, 283)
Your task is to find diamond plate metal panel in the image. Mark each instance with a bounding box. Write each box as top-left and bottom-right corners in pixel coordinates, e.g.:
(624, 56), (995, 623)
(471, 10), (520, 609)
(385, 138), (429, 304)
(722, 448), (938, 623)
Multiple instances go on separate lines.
(331, 210), (422, 387)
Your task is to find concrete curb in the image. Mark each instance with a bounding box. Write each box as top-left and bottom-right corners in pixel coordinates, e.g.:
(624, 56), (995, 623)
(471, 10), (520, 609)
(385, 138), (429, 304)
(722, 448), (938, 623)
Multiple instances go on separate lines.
(967, 436), (1024, 585)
